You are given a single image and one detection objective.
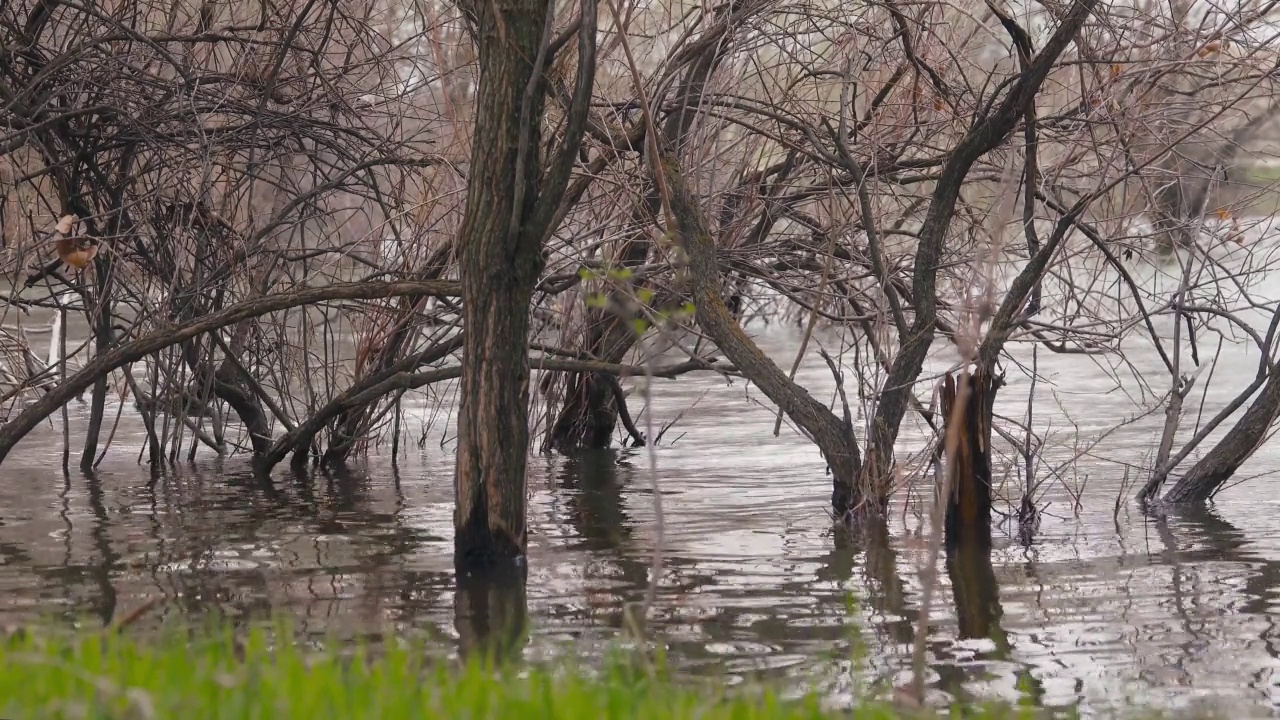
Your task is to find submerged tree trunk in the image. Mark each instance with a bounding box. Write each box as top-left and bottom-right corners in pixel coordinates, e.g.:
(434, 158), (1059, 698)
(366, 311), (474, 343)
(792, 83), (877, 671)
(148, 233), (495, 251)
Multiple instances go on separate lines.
(1162, 363), (1280, 503)
(940, 369), (999, 549)
(453, 0), (596, 567)
(546, 314), (639, 452)
(658, 150), (865, 518)
(177, 322), (274, 460)
(547, 17), (727, 454)
(550, 370), (621, 450)
(946, 540), (1007, 649)
(452, 0), (549, 566)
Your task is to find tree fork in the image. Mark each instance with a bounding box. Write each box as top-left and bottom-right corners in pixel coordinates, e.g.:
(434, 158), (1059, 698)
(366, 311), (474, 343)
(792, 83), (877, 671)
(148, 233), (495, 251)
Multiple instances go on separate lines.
(859, 0), (1098, 502)
(453, 0), (596, 569)
(656, 149), (866, 519)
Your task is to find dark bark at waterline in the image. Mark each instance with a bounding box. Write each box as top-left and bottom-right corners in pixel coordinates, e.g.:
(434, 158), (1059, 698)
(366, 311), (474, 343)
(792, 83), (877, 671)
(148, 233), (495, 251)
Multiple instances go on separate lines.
(452, 0), (596, 569)
(547, 316), (638, 452)
(177, 325), (275, 461)
(550, 370), (622, 450)
(1162, 364), (1280, 503)
(946, 540), (1006, 646)
(941, 370), (999, 549)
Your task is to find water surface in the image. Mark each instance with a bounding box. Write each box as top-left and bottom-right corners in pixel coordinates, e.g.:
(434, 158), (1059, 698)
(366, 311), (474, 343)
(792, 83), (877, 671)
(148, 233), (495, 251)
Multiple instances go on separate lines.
(3, 309), (1280, 718)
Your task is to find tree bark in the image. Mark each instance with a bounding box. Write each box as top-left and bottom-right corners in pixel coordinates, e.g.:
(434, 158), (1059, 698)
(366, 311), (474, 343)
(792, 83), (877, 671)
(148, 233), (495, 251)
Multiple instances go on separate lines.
(452, 0), (550, 569)
(657, 149), (866, 518)
(453, 0), (596, 568)
(941, 369), (999, 549)
(1162, 363), (1280, 503)
(549, 370), (623, 451)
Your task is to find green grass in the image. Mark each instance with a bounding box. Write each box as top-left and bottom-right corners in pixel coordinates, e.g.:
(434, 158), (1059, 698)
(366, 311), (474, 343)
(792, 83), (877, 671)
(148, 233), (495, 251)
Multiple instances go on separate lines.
(0, 621), (1046, 720)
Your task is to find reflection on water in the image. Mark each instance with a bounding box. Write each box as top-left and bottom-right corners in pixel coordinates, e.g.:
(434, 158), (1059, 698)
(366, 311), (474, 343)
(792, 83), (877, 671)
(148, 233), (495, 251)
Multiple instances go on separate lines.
(456, 563), (528, 663)
(4, 452), (1280, 716)
(5, 322), (1280, 717)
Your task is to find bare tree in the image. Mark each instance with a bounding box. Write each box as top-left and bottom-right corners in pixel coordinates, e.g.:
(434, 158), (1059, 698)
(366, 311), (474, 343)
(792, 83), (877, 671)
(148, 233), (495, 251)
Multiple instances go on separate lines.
(2, 0), (1280, 565)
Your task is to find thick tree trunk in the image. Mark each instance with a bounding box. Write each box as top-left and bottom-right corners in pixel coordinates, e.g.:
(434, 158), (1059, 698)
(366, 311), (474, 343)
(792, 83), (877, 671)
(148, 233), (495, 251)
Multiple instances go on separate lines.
(1162, 364), (1280, 503)
(941, 369), (998, 549)
(451, 0), (549, 569)
(453, 0), (596, 567)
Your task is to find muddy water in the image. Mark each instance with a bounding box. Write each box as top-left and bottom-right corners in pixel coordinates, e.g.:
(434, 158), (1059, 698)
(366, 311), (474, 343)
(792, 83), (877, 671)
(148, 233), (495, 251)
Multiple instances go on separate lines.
(5, 246), (1280, 717)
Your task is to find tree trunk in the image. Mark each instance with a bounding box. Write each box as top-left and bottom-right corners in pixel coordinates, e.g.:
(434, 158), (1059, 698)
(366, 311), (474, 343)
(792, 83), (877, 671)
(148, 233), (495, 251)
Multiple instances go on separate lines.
(550, 371), (621, 450)
(1162, 363), (1280, 503)
(450, 38), (545, 559)
(547, 312), (639, 452)
(546, 17), (721, 455)
(453, 0), (596, 567)
(946, 541), (1006, 649)
(657, 150), (865, 518)
(80, 257), (114, 471)
(178, 323), (274, 460)
(941, 369), (998, 549)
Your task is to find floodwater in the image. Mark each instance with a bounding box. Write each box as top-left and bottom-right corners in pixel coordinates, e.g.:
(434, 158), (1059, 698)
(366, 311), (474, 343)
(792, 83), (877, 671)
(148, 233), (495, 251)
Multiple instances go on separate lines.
(5, 242), (1280, 717)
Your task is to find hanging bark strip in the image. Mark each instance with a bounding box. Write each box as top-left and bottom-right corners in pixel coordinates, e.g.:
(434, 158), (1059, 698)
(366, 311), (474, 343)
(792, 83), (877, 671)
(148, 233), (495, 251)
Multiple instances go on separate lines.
(940, 368), (1000, 549)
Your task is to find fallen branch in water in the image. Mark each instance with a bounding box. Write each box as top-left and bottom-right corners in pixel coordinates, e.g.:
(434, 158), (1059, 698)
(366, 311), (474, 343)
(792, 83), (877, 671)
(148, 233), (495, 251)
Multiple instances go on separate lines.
(258, 353), (735, 473)
(0, 280), (462, 467)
